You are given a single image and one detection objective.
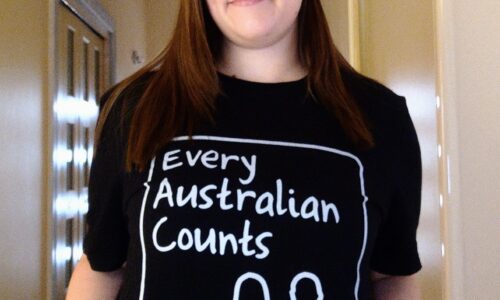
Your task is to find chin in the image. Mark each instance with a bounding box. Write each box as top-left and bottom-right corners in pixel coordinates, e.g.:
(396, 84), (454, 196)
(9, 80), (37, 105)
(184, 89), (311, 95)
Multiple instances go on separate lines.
(229, 33), (283, 50)
(207, 0), (301, 49)
(225, 8), (277, 38)
(231, 25), (275, 46)
(224, 10), (290, 48)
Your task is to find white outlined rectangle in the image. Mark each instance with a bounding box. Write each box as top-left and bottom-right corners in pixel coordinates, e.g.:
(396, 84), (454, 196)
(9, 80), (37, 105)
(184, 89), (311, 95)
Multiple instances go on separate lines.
(139, 135), (369, 300)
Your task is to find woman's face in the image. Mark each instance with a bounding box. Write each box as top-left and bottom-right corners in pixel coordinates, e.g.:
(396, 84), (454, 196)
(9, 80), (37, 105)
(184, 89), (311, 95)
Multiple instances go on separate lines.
(205, 0), (303, 49)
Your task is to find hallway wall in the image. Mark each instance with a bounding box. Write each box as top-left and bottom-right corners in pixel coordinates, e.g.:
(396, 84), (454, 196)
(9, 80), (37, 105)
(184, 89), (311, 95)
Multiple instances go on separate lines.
(321, 0), (350, 61)
(100, 0), (148, 82)
(440, 0), (500, 298)
(97, 0), (180, 83)
(144, 0), (180, 59)
(0, 0), (48, 298)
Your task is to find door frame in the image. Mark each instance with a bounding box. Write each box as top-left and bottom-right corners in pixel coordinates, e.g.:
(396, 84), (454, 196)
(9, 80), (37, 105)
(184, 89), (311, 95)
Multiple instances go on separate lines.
(434, 0), (465, 299)
(59, 0), (116, 85)
(46, 1), (115, 299)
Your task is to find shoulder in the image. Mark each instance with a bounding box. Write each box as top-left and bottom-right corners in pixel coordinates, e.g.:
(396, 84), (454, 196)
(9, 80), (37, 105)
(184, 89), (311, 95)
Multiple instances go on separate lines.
(100, 70), (157, 111)
(341, 70), (407, 115)
(340, 70), (416, 149)
(98, 71), (157, 131)
(97, 71), (157, 146)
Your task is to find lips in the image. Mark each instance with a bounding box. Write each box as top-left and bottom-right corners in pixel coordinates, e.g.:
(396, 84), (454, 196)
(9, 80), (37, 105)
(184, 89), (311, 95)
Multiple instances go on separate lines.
(228, 0), (265, 7)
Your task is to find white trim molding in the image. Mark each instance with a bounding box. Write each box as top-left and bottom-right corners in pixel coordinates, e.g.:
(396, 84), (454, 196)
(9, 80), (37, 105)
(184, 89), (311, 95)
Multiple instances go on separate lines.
(434, 0), (465, 299)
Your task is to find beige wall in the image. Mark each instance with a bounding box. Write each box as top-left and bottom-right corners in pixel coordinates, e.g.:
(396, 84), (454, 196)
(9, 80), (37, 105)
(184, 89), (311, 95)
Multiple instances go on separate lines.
(0, 0), (48, 298)
(439, 0), (500, 298)
(97, 0), (180, 81)
(144, 0), (180, 59)
(100, 0), (148, 82)
(359, 0), (442, 299)
(321, 0), (350, 60)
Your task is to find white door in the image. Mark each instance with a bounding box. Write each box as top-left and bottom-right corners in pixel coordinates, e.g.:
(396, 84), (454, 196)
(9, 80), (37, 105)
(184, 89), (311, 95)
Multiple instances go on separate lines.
(52, 3), (106, 298)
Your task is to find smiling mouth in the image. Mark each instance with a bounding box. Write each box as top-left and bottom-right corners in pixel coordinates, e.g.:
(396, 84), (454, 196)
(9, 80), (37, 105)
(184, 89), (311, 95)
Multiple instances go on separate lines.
(227, 0), (265, 6)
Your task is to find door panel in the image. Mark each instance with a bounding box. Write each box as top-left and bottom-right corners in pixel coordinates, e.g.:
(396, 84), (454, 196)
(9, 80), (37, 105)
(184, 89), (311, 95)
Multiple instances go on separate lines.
(53, 3), (105, 298)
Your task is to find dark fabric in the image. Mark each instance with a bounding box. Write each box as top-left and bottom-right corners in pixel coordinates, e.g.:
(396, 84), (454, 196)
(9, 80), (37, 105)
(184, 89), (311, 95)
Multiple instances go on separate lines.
(84, 72), (422, 300)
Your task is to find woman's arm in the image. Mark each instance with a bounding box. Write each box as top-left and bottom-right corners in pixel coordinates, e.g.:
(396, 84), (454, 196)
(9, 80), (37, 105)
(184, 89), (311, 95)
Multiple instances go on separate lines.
(66, 254), (124, 300)
(371, 270), (421, 300)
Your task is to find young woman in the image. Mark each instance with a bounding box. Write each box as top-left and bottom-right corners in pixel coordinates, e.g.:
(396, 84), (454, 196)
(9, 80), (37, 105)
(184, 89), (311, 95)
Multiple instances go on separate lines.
(67, 0), (422, 299)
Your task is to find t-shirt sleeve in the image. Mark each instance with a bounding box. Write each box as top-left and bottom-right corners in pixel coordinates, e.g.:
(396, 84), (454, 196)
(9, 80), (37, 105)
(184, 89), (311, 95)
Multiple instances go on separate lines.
(83, 90), (129, 272)
(370, 96), (423, 276)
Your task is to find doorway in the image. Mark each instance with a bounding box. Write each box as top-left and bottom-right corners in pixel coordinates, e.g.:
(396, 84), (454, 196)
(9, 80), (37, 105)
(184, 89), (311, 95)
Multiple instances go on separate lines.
(50, 1), (113, 298)
(358, 0), (442, 299)
(322, 0), (445, 298)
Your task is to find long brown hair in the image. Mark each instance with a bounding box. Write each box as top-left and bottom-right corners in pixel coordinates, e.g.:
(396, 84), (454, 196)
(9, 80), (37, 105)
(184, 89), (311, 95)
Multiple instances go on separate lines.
(96, 0), (374, 172)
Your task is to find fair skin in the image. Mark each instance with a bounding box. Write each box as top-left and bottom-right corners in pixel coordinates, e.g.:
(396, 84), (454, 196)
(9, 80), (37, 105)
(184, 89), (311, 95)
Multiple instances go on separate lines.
(207, 0), (308, 82)
(66, 255), (123, 299)
(66, 0), (421, 299)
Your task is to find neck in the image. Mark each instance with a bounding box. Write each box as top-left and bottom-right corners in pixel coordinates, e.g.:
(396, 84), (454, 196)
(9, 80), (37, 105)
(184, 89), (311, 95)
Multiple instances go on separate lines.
(217, 28), (307, 83)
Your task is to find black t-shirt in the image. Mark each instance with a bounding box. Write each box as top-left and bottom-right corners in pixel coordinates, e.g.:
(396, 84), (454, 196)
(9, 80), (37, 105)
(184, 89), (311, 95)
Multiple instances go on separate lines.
(84, 71), (422, 300)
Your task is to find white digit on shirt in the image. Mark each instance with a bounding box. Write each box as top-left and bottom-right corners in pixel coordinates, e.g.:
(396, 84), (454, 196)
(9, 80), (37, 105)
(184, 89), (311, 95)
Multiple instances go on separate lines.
(233, 272), (270, 300)
(289, 272), (324, 300)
